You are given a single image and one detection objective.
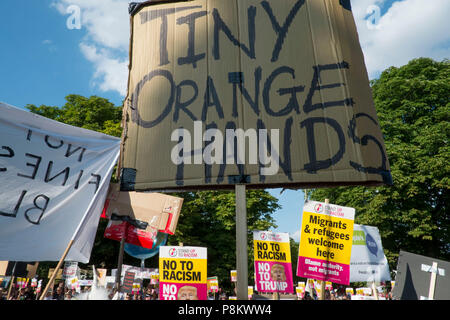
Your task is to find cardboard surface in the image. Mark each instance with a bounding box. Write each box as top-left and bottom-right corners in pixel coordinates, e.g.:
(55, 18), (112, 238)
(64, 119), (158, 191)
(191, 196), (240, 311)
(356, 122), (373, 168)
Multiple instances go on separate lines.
(120, 0), (391, 191)
(103, 184), (183, 235)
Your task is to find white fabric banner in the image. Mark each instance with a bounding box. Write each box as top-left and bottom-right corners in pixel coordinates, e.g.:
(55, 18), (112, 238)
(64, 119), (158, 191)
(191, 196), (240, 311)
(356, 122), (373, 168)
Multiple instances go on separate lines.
(350, 224), (391, 282)
(0, 102), (120, 263)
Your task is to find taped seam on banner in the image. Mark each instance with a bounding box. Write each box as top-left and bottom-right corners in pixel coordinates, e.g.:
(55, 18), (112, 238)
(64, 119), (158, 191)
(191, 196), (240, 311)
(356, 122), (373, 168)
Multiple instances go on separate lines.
(129, 0), (193, 16)
(120, 168), (136, 191)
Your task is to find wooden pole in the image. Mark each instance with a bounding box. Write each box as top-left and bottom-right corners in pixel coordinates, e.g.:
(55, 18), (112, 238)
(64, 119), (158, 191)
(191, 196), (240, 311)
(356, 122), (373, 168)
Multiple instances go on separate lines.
(235, 184), (248, 300)
(320, 199), (330, 300)
(39, 240), (74, 300)
(6, 262), (17, 300)
(427, 262), (438, 300)
(371, 281), (379, 300)
(115, 236), (126, 292)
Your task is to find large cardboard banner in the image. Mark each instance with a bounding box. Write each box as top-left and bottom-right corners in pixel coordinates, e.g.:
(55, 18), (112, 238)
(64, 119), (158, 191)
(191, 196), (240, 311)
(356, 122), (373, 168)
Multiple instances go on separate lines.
(253, 231), (293, 293)
(350, 224), (391, 282)
(119, 0), (392, 191)
(296, 200), (354, 285)
(159, 246), (207, 300)
(0, 102), (120, 263)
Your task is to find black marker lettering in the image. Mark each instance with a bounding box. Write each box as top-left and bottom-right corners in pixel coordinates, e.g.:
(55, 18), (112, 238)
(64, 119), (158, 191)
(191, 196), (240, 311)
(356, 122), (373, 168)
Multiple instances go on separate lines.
(263, 66), (304, 117)
(212, 6), (256, 60)
(303, 61), (354, 113)
(301, 117), (345, 173)
(45, 135), (64, 149)
(261, 0), (305, 62)
(0, 146), (14, 172)
(174, 79), (198, 123)
(140, 6), (202, 66)
(230, 67), (261, 117)
(44, 161), (70, 186)
(131, 69), (175, 128)
(17, 153), (42, 180)
(177, 11), (207, 68)
(201, 76), (224, 121)
(24, 194), (50, 225)
(89, 174), (101, 193)
(65, 144), (86, 162)
(0, 190), (27, 218)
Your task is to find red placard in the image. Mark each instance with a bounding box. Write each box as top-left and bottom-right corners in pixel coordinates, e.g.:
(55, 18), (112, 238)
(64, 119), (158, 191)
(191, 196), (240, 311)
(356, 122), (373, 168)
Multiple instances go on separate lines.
(104, 221), (156, 249)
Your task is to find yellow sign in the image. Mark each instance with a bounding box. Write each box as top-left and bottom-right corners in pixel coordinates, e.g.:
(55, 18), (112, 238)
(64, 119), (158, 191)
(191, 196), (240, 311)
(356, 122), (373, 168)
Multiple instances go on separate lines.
(253, 240), (291, 263)
(298, 211), (354, 264)
(297, 201), (355, 285)
(159, 246), (208, 300)
(160, 257), (207, 284)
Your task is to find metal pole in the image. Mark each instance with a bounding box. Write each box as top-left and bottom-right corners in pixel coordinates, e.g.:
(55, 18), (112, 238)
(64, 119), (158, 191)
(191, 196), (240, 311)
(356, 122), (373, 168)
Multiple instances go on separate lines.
(235, 184), (248, 300)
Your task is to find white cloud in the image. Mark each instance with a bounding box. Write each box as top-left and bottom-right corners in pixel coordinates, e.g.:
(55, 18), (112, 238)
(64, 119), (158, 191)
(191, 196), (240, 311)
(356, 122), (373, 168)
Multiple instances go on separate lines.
(52, 0), (131, 95)
(52, 0), (449, 96)
(352, 0), (450, 78)
(290, 230), (301, 243)
(52, 0), (130, 50)
(79, 43), (128, 96)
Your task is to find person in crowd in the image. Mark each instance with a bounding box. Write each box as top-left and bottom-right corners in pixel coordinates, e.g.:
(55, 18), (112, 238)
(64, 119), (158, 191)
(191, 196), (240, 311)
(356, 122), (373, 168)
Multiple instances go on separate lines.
(64, 291), (72, 300)
(302, 291), (313, 300)
(52, 286), (64, 300)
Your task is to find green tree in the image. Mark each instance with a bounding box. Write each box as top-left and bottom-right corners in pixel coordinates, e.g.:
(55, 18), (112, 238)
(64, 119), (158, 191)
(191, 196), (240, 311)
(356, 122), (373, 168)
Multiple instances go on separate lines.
(308, 58), (450, 270)
(26, 94), (123, 137)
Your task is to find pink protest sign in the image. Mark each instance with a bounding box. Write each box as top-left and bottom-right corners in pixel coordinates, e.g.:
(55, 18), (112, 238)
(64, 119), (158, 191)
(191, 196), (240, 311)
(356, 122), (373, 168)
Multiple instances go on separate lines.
(253, 231), (293, 293)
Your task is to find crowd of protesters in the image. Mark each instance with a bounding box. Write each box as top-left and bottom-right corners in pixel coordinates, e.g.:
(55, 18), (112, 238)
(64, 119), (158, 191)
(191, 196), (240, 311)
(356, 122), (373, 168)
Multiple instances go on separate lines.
(0, 280), (229, 300)
(0, 278), (393, 300)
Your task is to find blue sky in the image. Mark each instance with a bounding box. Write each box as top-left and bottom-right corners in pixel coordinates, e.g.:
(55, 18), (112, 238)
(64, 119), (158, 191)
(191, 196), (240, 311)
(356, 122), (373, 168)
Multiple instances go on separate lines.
(0, 0), (448, 242)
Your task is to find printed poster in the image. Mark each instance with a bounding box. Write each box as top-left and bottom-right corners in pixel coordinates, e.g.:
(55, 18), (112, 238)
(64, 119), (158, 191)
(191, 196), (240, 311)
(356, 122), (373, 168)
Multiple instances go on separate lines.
(159, 246), (207, 300)
(350, 224), (391, 282)
(207, 276), (219, 293)
(253, 231), (293, 293)
(296, 200), (354, 285)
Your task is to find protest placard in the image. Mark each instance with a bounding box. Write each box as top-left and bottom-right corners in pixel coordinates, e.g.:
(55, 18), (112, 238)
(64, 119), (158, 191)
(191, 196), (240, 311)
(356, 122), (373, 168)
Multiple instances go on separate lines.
(122, 271), (135, 294)
(159, 246), (207, 300)
(119, 0), (391, 191)
(296, 200), (354, 285)
(63, 261), (78, 280)
(253, 231), (293, 293)
(230, 270), (237, 282)
(350, 224), (391, 282)
(207, 276), (219, 293)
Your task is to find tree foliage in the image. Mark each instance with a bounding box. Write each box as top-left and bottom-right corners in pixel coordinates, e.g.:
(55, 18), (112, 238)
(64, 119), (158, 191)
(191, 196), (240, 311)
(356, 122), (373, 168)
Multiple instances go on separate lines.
(26, 94), (123, 137)
(308, 58), (450, 270)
